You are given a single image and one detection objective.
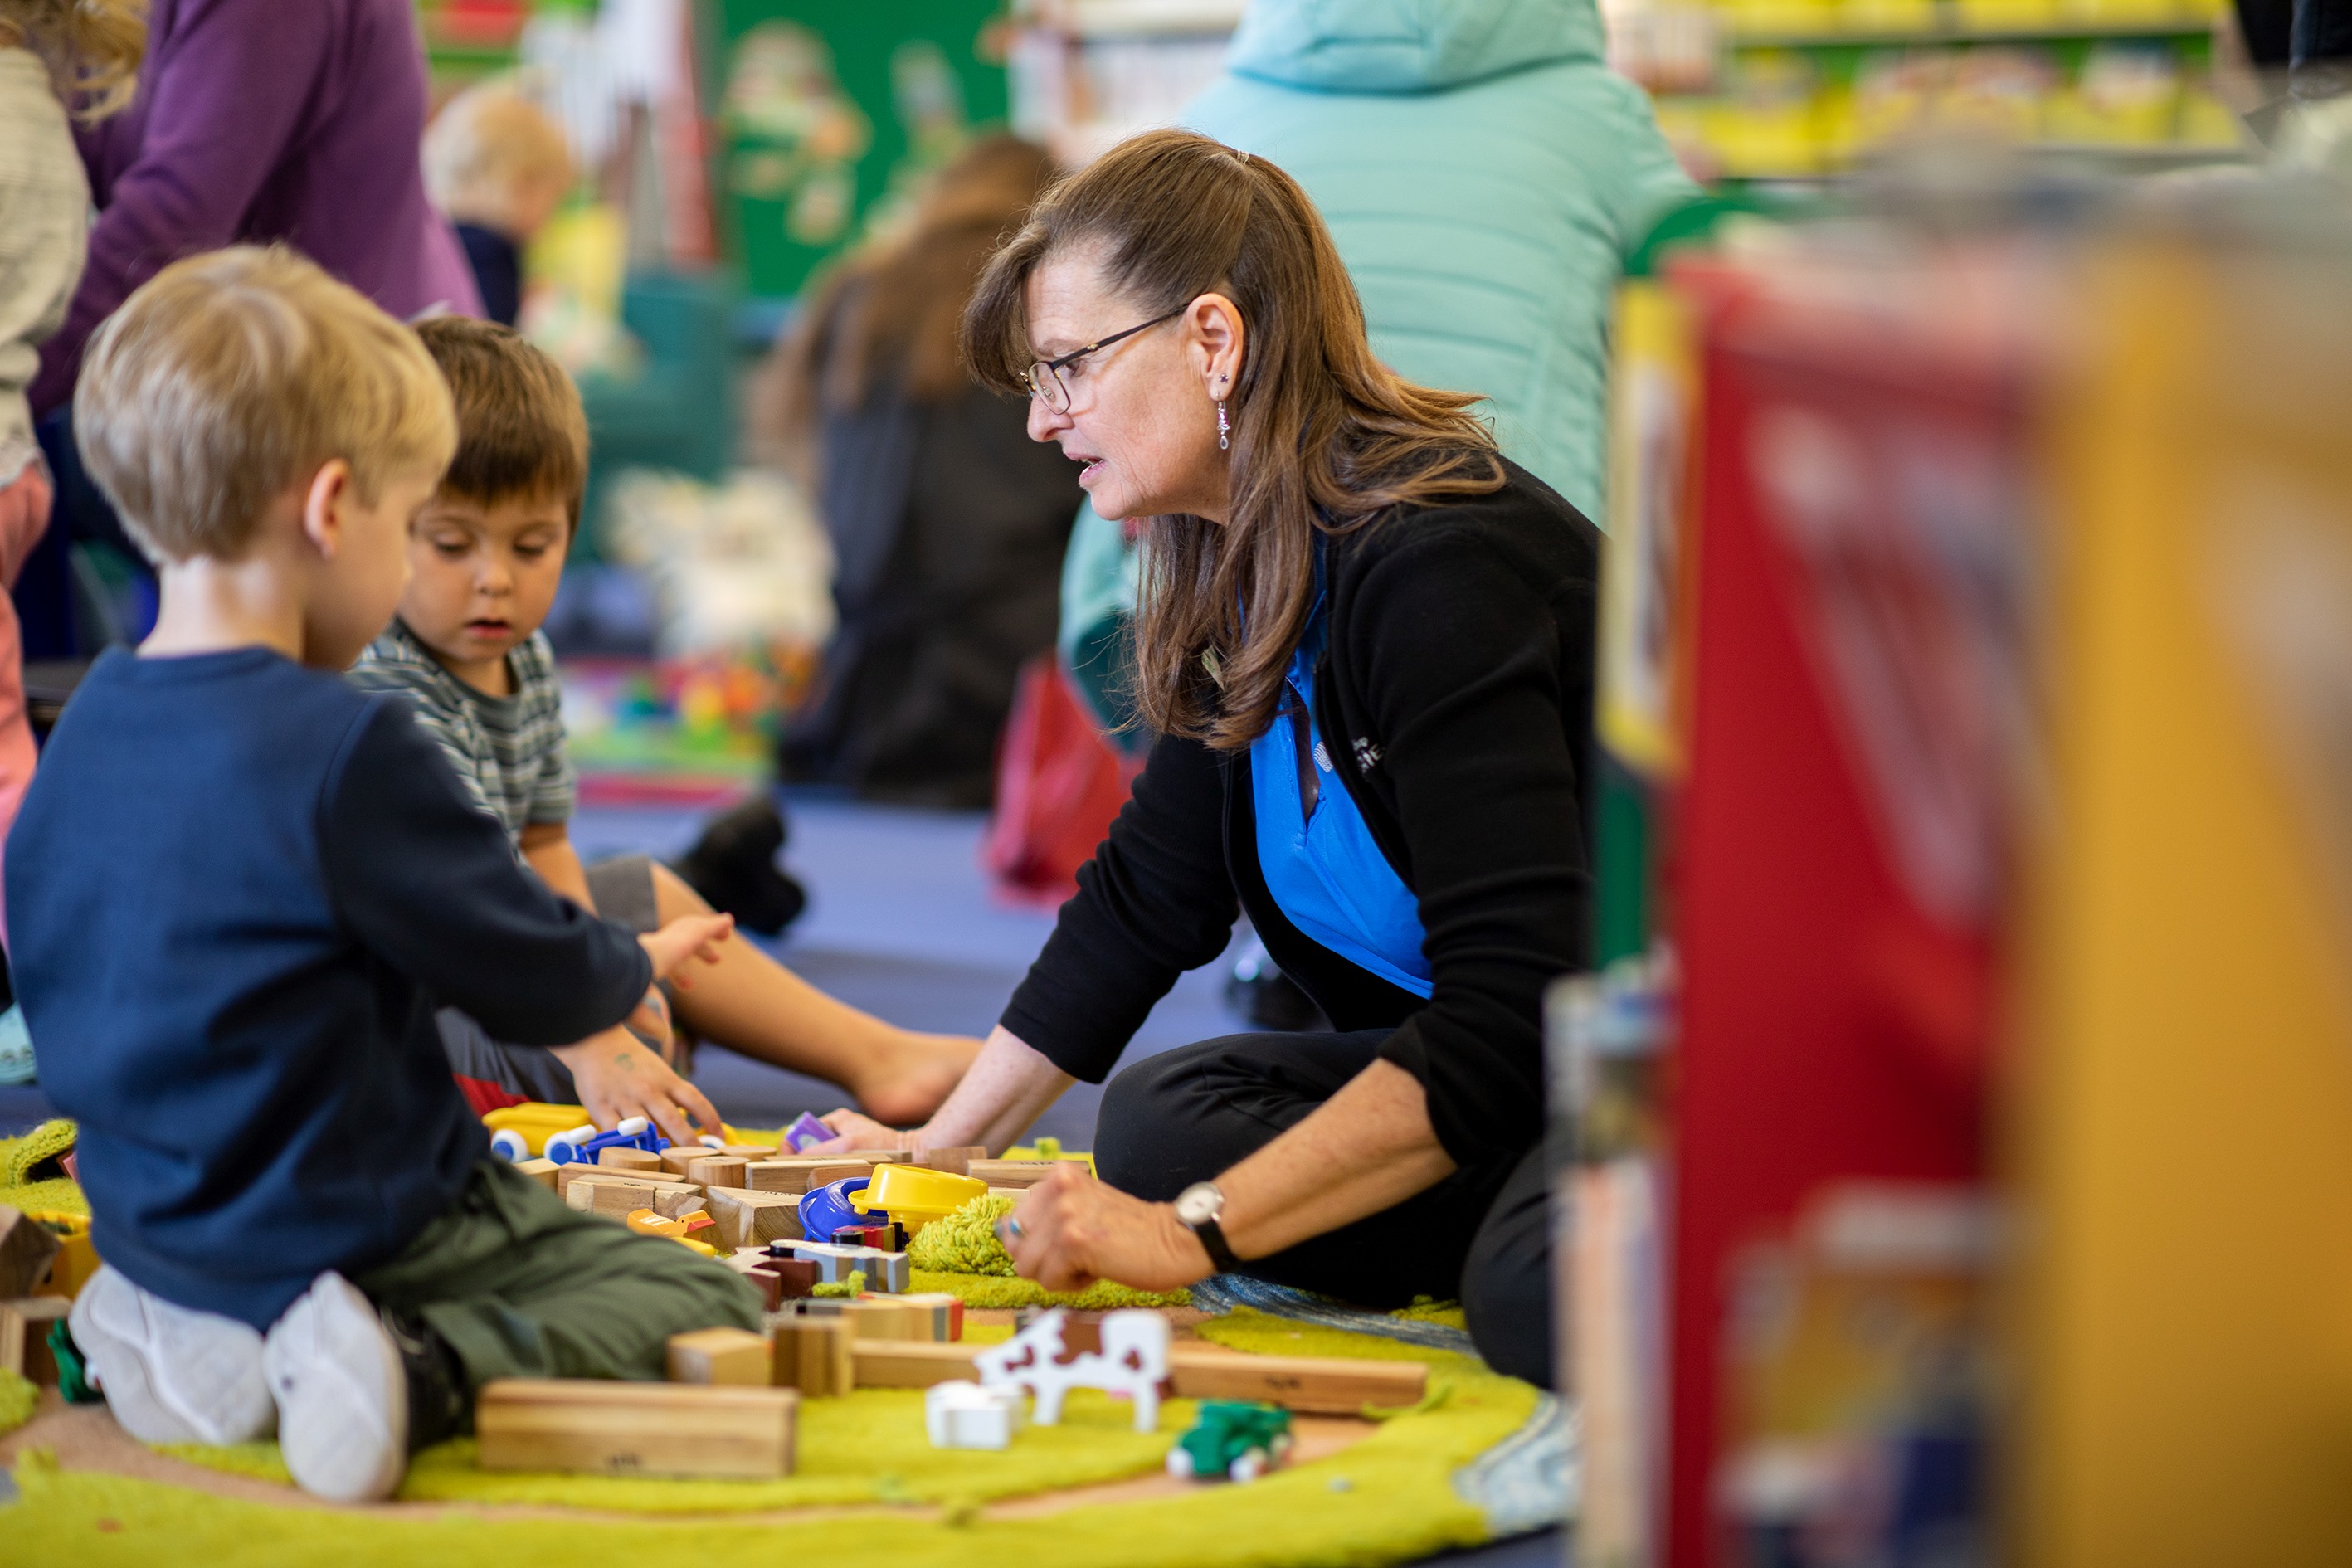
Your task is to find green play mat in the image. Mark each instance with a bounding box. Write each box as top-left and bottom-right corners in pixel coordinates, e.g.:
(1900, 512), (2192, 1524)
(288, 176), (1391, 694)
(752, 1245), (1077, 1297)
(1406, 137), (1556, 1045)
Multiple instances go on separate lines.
(1, 1127), (1565, 1566)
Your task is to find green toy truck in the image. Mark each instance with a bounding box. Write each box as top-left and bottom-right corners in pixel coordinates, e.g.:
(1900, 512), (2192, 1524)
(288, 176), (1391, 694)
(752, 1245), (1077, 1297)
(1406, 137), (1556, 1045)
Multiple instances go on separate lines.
(1166, 1400), (1296, 1483)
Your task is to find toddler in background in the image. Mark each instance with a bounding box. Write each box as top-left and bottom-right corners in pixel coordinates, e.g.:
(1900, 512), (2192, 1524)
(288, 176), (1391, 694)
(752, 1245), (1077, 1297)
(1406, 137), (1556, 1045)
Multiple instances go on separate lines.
(423, 82), (572, 326)
(349, 314), (979, 1138)
(10, 247), (760, 1501)
(0, 0), (141, 957)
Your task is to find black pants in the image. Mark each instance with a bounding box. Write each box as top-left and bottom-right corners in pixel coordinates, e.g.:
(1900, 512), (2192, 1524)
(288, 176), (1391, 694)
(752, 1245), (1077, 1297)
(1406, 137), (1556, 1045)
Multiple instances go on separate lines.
(1096, 1030), (1555, 1388)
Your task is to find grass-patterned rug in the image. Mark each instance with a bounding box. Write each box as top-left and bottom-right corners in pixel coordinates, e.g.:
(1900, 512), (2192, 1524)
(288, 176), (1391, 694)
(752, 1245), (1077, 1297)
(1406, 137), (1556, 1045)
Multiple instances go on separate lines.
(1, 1127), (1567, 1566)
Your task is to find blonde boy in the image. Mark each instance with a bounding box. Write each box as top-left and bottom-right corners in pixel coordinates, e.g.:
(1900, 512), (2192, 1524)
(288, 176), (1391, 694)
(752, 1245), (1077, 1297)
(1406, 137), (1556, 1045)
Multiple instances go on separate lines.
(7, 248), (758, 1502)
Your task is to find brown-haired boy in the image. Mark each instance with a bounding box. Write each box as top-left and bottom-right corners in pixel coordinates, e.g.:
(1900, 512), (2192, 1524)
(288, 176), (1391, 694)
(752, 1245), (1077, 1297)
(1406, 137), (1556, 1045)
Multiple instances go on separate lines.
(350, 315), (977, 1139)
(8, 248), (760, 1502)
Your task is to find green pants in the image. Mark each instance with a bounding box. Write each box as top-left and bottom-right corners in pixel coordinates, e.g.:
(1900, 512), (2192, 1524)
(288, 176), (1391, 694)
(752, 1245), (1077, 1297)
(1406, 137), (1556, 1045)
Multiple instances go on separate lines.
(356, 1159), (761, 1393)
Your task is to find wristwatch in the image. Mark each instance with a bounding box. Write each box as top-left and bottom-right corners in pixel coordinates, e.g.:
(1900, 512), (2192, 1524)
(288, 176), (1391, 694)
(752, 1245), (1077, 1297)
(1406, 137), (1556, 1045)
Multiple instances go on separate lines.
(1173, 1181), (1244, 1273)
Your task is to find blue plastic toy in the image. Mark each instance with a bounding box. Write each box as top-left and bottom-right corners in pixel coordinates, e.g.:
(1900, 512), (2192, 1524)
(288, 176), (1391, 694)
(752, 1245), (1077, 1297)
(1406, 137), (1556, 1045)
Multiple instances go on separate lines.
(545, 1116), (669, 1166)
(800, 1174), (888, 1243)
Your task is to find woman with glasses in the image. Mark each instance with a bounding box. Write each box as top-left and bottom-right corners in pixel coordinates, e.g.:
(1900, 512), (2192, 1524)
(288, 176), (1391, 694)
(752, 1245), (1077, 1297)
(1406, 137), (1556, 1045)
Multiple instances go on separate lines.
(812, 129), (1596, 1388)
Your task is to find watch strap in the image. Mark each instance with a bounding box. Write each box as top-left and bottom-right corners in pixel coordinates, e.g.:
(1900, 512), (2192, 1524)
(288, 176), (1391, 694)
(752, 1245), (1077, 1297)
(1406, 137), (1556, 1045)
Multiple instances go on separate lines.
(1188, 1212), (1244, 1273)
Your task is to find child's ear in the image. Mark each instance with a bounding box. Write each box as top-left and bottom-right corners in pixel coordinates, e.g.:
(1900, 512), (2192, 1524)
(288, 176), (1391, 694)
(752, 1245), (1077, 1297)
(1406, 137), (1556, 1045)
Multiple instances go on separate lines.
(299, 460), (354, 558)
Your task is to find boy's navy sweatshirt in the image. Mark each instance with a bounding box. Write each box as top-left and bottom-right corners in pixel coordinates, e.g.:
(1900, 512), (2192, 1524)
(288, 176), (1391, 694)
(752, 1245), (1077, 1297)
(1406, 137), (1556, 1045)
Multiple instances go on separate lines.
(7, 647), (651, 1328)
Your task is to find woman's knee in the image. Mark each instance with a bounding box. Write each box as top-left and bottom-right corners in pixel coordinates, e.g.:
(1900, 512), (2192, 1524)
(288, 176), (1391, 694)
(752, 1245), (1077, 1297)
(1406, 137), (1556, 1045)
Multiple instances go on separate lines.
(1459, 1153), (1556, 1389)
(1093, 1049), (1202, 1199)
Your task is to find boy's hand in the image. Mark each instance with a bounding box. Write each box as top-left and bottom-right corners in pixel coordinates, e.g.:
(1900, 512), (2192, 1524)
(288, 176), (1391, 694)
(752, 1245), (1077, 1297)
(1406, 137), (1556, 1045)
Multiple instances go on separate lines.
(553, 1026), (723, 1148)
(639, 913), (733, 992)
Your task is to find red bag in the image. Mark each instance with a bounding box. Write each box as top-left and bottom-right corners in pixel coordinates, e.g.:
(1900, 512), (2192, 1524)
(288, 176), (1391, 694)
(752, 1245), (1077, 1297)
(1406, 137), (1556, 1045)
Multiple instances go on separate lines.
(981, 655), (1142, 907)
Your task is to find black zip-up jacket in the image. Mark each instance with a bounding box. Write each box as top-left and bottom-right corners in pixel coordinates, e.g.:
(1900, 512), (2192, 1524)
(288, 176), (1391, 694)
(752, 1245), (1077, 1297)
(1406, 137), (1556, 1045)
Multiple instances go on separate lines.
(1001, 460), (1597, 1169)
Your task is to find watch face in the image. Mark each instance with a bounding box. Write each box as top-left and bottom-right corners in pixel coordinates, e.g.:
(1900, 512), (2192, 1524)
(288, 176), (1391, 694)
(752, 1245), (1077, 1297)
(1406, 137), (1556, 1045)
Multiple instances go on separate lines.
(1174, 1182), (1221, 1225)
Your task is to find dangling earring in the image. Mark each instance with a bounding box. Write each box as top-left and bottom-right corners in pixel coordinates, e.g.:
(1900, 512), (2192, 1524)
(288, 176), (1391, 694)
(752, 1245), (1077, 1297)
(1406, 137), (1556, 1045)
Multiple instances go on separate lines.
(1217, 401), (1230, 451)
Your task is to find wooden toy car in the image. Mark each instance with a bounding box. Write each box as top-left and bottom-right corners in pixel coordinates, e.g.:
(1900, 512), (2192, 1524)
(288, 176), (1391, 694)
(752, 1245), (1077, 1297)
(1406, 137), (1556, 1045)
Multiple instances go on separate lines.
(1166, 1400), (1295, 1483)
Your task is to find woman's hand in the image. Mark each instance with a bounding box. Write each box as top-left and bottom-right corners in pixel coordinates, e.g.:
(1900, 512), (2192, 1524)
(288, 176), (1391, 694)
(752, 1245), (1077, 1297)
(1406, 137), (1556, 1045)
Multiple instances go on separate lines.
(553, 1025), (723, 1147)
(639, 912), (733, 991)
(998, 1165), (1215, 1294)
(808, 1108), (914, 1154)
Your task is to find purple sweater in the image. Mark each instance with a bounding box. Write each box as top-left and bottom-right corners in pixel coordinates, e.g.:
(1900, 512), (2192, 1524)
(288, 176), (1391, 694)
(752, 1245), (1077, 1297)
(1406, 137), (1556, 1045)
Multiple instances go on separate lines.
(29, 0), (482, 416)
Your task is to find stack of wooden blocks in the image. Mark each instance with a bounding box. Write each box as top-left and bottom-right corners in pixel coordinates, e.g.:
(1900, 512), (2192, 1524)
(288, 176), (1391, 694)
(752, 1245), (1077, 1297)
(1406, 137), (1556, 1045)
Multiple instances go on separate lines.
(0, 1205), (69, 1388)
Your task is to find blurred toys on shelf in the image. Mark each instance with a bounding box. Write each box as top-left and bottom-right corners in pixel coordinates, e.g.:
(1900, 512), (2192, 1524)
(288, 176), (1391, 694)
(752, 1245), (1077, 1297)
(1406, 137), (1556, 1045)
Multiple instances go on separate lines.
(560, 648), (811, 808)
(1606, 0), (2244, 179)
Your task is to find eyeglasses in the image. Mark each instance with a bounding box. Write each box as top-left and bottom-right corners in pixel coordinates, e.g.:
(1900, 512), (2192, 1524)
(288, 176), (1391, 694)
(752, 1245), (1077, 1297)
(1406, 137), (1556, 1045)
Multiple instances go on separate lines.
(1020, 307), (1185, 412)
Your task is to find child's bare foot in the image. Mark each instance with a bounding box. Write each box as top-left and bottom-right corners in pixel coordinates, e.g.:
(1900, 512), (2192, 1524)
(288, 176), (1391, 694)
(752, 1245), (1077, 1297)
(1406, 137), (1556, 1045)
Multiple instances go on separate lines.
(854, 1031), (981, 1127)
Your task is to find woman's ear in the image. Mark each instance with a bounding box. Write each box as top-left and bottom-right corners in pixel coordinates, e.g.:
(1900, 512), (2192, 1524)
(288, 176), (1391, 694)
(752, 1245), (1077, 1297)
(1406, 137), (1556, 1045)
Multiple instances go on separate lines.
(299, 459), (355, 559)
(1188, 291), (1247, 398)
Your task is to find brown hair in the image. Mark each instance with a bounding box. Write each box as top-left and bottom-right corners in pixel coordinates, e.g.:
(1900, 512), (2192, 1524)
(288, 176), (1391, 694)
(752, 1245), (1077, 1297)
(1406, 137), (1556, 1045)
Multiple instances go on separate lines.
(75, 246), (455, 563)
(961, 129), (1502, 750)
(411, 315), (589, 528)
(0, 0), (145, 119)
(758, 134), (1058, 471)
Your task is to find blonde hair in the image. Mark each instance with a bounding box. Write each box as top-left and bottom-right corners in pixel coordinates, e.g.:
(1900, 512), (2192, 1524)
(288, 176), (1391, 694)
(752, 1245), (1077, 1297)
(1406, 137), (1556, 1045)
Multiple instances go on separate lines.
(423, 83), (573, 226)
(75, 246), (457, 563)
(0, 0), (146, 119)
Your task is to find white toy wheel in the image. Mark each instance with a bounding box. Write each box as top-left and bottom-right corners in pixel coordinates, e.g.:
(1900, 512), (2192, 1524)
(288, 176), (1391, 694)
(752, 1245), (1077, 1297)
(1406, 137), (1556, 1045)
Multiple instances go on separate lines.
(1230, 1448), (1269, 1483)
(489, 1129), (528, 1162)
(1166, 1448), (1195, 1478)
(616, 1115), (650, 1137)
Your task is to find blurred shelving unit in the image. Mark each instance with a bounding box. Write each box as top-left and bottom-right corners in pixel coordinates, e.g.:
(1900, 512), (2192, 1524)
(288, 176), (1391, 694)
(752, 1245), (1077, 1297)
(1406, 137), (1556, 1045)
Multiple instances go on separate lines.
(1006, 0), (1242, 166)
(1604, 0), (2252, 181)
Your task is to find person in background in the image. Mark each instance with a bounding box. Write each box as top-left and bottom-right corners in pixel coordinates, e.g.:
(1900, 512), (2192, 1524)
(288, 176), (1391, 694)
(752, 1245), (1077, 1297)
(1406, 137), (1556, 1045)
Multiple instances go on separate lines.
(424, 82), (576, 329)
(1054, 0), (1695, 1025)
(0, 0), (142, 971)
(816, 132), (1597, 1388)
(760, 134), (1083, 808)
(16, 0), (483, 660)
(351, 316), (982, 1135)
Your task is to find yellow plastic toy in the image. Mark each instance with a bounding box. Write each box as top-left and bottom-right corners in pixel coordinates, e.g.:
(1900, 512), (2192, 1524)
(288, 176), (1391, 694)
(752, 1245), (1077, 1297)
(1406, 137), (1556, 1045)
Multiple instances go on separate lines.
(480, 1101), (747, 1157)
(27, 1210), (97, 1299)
(1001, 1136), (1097, 1174)
(859, 1165), (989, 1236)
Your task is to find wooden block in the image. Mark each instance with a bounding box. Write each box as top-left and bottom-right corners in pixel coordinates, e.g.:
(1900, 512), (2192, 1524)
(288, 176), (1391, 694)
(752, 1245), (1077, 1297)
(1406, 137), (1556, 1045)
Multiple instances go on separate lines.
(845, 1148), (913, 1166)
(556, 1162), (694, 1204)
(901, 1292), (964, 1342)
(514, 1157), (559, 1191)
(0, 1296), (71, 1385)
(564, 1176), (664, 1220)
(1164, 1342), (1428, 1415)
(686, 1155), (748, 1191)
(852, 1339), (978, 1389)
(968, 1161), (1060, 1190)
(730, 1264), (784, 1312)
(0, 1206), (61, 1299)
(719, 1143), (778, 1161)
(781, 1239), (908, 1292)
(476, 1378), (796, 1478)
(653, 1186), (712, 1220)
(745, 1158), (870, 1195)
(840, 1298), (926, 1342)
(599, 1147), (664, 1173)
(666, 1326), (772, 1386)
(660, 1145), (704, 1177)
(915, 1146), (988, 1177)
(702, 1186), (802, 1250)
(770, 1317), (854, 1397)
(764, 1255), (818, 1299)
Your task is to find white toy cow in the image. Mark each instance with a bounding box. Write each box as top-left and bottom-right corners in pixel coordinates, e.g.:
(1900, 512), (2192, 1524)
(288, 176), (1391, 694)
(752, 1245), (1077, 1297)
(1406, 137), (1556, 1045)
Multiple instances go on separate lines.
(971, 1307), (1171, 1433)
